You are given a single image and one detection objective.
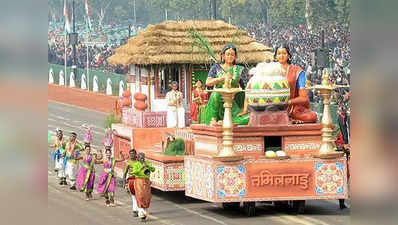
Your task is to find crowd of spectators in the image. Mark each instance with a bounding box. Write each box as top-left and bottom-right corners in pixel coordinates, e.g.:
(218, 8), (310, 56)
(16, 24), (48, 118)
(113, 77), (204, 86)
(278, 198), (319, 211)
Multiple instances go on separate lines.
(47, 37), (127, 74)
(47, 22), (141, 74)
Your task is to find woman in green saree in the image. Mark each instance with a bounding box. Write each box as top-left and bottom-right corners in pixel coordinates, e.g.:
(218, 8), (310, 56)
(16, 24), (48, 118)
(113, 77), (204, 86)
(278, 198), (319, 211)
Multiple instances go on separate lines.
(204, 43), (249, 125)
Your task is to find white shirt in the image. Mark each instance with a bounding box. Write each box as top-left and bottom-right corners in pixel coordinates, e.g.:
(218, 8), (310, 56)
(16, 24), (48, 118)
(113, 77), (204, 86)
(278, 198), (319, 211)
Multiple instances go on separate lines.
(166, 90), (183, 111)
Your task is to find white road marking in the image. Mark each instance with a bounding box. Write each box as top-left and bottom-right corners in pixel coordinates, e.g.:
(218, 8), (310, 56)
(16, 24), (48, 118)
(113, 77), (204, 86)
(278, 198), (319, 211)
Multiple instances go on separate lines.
(170, 203), (228, 225)
(48, 114), (71, 121)
(298, 215), (333, 225)
(60, 121), (104, 136)
(147, 214), (181, 225)
(269, 215), (302, 225)
(278, 214), (334, 225)
(49, 113), (105, 132)
(49, 100), (108, 115)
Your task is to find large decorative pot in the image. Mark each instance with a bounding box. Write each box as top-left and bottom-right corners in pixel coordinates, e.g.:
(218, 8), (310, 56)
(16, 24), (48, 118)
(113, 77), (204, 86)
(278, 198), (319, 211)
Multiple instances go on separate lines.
(133, 93), (147, 111)
(134, 93), (147, 101)
(246, 62), (290, 111)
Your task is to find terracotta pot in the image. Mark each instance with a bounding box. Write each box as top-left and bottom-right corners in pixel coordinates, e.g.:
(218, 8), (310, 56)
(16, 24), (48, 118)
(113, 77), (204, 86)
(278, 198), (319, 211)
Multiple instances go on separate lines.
(122, 98), (132, 107)
(122, 90), (131, 98)
(134, 101), (147, 111)
(134, 93), (147, 101)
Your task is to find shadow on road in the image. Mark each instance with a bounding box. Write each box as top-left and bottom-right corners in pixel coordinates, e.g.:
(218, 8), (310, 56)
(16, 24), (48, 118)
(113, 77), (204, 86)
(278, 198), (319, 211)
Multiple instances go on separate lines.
(151, 189), (206, 204)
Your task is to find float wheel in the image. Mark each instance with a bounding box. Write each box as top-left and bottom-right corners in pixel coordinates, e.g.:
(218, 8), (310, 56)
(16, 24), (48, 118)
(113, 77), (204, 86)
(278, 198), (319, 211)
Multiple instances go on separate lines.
(243, 202), (256, 217)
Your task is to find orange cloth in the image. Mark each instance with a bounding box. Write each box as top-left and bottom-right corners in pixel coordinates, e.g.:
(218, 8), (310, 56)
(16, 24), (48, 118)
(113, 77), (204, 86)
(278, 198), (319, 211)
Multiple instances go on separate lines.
(134, 178), (152, 208)
(287, 65), (317, 122)
(127, 176), (135, 195)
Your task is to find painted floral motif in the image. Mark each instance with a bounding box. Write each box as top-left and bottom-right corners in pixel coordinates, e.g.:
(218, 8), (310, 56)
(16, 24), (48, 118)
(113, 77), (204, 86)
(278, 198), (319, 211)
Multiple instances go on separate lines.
(150, 161), (165, 187)
(185, 159), (214, 200)
(206, 165), (214, 199)
(185, 160), (193, 194)
(216, 165), (246, 198)
(315, 162), (345, 195)
(165, 164), (185, 187)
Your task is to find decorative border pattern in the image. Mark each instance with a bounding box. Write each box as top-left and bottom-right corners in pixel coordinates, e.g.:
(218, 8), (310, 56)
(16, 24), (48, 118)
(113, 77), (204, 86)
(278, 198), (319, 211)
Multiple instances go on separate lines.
(185, 158), (214, 200)
(216, 165), (246, 199)
(165, 164), (185, 187)
(122, 110), (191, 128)
(149, 160), (185, 191)
(149, 160), (165, 188)
(315, 162), (345, 195)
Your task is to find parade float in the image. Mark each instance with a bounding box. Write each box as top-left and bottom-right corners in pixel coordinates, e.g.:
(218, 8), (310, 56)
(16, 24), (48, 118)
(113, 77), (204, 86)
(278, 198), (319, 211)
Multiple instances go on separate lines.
(107, 20), (273, 191)
(108, 20), (348, 216)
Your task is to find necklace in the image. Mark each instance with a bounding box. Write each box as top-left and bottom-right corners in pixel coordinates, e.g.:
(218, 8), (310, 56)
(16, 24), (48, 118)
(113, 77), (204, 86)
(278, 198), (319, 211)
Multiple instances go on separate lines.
(222, 63), (232, 72)
(282, 64), (290, 77)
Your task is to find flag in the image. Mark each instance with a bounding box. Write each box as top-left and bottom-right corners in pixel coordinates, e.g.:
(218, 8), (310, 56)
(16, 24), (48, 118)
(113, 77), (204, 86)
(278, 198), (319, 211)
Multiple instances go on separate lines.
(84, 0), (92, 31)
(63, 0), (71, 33)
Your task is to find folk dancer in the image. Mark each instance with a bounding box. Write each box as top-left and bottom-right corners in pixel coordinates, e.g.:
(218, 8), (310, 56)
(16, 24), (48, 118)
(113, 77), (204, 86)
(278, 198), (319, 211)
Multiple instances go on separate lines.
(49, 129), (67, 185)
(123, 149), (138, 217)
(96, 147), (126, 207)
(64, 132), (84, 190)
(166, 81), (185, 128)
(75, 145), (96, 200)
(132, 152), (155, 221)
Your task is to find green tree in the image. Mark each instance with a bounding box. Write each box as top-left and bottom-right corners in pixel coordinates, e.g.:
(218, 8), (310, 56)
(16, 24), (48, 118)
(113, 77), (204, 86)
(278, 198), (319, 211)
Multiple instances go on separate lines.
(48, 0), (63, 23)
(48, 0), (350, 29)
(257, 0), (270, 24)
(308, 0), (336, 29)
(219, 0), (246, 24)
(87, 0), (123, 26)
(268, 0), (306, 26)
(335, 0), (351, 24)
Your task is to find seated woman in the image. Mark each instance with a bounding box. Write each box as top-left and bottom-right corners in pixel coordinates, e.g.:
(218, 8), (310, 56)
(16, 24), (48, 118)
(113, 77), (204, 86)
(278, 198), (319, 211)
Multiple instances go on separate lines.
(189, 80), (208, 124)
(204, 43), (249, 125)
(275, 44), (317, 123)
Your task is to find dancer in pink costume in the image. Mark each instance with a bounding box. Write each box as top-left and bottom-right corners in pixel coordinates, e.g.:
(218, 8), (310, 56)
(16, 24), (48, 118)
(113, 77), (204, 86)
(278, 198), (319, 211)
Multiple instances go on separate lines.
(76, 145), (97, 200)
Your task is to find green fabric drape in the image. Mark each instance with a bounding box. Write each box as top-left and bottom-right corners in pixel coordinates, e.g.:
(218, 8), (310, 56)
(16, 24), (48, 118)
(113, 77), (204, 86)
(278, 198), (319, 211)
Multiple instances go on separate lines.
(204, 65), (249, 125)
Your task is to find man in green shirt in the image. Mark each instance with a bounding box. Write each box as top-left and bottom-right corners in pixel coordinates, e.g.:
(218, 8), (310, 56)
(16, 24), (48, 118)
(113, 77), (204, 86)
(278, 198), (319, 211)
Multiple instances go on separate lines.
(123, 149), (138, 217)
(133, 152), (155, 221)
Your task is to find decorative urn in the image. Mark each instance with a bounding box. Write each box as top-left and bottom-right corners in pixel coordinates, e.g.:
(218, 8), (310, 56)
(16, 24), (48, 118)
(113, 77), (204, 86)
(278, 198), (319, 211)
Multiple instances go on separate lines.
(246, 62), (290, 111)
(133, 93), (148, 111)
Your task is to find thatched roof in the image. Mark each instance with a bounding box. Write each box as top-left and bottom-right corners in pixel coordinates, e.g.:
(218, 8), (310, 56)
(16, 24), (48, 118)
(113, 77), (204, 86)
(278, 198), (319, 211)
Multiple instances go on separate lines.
(108, 20), (273, 66)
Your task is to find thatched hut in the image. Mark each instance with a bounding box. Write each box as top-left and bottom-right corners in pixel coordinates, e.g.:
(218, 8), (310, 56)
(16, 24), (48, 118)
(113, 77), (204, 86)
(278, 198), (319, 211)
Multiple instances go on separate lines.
(108, 20), (273, 112)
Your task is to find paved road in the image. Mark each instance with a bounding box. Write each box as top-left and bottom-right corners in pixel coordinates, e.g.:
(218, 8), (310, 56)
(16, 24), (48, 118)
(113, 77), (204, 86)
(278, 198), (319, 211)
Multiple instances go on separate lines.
(48, 100), (350, 225)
